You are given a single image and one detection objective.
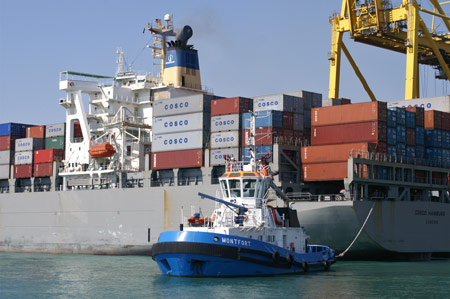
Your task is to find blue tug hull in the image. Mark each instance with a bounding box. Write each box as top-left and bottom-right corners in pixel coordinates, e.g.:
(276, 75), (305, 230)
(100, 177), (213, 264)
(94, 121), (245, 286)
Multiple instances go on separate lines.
(152, 231), (335, 277)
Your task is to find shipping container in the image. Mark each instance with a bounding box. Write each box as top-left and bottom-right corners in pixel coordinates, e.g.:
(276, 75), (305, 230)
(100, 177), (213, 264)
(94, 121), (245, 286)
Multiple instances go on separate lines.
(311, 101), (387, 127)
(34, 149), (64, 164)
(151, 130), (205, 153)
(0, 135), (19, 151)
(0, 122), (30, 137)
(405, 106), (425, 127)
(45, 136), (65, 150)
(442, 130), (450, 149)
(242, 145), (273, 162)
(153, 112), (210, 134)
(151, 148), (203, 170)
(388, 107), (406, 125)
(0, 164), (10, 179)
(406, 128), (416, 146)
(405, 111), (416, 128)
(0, 150), (14, 165)
(153, 94), (215, 117)
(377, 142), (388, 155)
(283, 112), (294, 128)
(301, 142), (377, 164)
(15, 151), (33, 165)
(442, 149), (450, 163)
(285, 90), (323, 109)
(424, 129), (442, 148)
(387, 109), (397, 127)
(311, 121), (387, 145)
(425, 110), (442, 129)
(396, 126), (406, 143)
(415, 145), (425, 159)
(14, 164), (32, 178)
(303, 111), (311, 129)
(253, 94), (304, 113)
(242, 110), (283, 129)
(211, 97), (253, 116)
(34, 162), (53, 177)
(387, 145), (396, 157)
(387, 127), (397, 145)
(388, 95), (450, 112)
(45, 123), (66, 138)
(210, 148), (240, 166)
(210, 114), (240, 132)
(396, 143), (406, 157)
(406, 146), (415, 158)
(242, 128), (284, 146)
(293, 113), (305, 131)
(425, 147), (442, 162)
(442, 112), (450, 131)
(416, 126), (425, 145)
(321, 99), (342, 107)
(211, 131), (241, 149)
(26, 126), (45, 139)
(303, 162), (348, 181)
(15, 138), (44, 152)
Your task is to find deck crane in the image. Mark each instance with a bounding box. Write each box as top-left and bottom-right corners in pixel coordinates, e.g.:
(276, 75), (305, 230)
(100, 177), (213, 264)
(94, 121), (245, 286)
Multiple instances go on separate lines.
(329, 0), (450, 101)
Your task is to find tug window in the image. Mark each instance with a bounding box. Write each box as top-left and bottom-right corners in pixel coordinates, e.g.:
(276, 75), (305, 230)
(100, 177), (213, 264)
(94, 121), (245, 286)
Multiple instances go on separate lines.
(243, 179), (256, 197)
(229, 179), (241, 197)
(220, 180), (229, 198)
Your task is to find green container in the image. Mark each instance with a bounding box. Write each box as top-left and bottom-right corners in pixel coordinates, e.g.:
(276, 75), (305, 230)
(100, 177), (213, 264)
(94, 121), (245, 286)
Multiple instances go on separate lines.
(45, 136), (65, 149)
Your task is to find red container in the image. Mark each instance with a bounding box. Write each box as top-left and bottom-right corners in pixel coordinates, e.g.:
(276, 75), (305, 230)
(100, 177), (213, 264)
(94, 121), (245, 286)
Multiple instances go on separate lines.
(405, 107), (425, 127)
(442, 112), (450, 131)
(406, 128), (416, 146)
(376, 142), (388, 155)
(34, 149), (64, 164)
(73, 122), (83, 138)
(303, 162), (368, 181)
(211, 97), (253, 116)
(311, 101), (387, 127)
(415, 170), (426, 183)
(302, 142), (377, 164)
(424, 110), (442, 129)
(26, 126), (45, 139)
(311, 121), (387, 145)
(34, 162), (53, 177)
(151, 148), (203, 170)
(338, 98), (352, 105)
(283, 112), (294, 128)
(14, 164), (32, 178)
(242, 128), (284, 146)
(0, 136), (19, 151)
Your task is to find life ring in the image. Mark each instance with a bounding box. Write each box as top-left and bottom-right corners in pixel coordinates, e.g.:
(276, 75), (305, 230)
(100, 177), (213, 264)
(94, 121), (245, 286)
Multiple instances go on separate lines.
(69, 82), (74, 87)
(244, 213), (249, 222)
(272, 251), (280, 263)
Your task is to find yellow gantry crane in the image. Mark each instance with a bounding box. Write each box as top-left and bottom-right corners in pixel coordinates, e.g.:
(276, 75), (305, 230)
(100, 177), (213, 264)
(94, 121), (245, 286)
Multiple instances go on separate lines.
(329, 0), (450, 101)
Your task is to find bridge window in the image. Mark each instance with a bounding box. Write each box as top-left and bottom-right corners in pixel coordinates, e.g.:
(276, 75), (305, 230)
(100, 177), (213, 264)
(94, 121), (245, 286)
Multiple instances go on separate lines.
(220, 180), (229, 198)
(243, 179), (256, 198)
(229, 179), (241, 198)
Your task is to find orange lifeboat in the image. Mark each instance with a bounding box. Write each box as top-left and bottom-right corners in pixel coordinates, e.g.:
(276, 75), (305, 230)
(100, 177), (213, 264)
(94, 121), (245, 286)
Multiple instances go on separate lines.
(89, 142), (116, 158)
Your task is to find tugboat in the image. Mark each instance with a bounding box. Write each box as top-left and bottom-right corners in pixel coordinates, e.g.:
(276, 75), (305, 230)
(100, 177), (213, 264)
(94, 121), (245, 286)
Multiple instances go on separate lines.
(151, 115), (336, 277)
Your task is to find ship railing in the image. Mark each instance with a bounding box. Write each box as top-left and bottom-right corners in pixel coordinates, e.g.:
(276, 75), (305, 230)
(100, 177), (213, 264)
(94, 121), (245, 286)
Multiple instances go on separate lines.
(178, 176), (203, 186)
(287, 192), (354, 202)
(150, 177), (175, 187)
(0, 187), (10, 194)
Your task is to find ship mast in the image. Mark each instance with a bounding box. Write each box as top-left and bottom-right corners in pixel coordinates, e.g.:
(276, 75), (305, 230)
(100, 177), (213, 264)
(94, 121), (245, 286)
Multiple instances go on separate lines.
(147, 14), (175, 77)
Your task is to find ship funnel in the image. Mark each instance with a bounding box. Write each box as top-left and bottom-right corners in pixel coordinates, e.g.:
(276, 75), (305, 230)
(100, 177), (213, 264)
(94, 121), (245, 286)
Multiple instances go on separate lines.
(175, 25), (193, 47)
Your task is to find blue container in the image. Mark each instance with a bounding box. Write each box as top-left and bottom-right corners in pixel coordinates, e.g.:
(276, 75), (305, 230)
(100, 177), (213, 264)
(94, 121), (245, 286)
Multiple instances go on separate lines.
(387, 109), (397, 128)
(387, 145), (396, 157)
(405, 111), (416, 128)
(389, 107), (406, 125)
(242, 145), (273, 162)
(242, 111), (283, 129)
(377, 166), (388, 180)
(0, 123), (31, 137)
(442, 149), (450, 164)
(415, 127), (424, 145)
(425, 147), (442, 162)
(396, 143), (406, 157)
(406, 146), (416, 158)
(442, 130), (450, 149)
(415, 145), (425, 159)
(387, 127), (397, 145)
(424, 129), (442, 148)
(396, 126), (406, 143)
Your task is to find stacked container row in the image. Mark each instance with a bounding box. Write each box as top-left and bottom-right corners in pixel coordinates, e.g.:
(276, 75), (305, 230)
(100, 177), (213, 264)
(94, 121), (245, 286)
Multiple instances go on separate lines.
(0, 123), (32, 179)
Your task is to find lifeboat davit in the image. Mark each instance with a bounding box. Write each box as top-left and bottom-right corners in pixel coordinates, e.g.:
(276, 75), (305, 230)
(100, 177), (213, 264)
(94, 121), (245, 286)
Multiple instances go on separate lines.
(89, 142), (116, 158)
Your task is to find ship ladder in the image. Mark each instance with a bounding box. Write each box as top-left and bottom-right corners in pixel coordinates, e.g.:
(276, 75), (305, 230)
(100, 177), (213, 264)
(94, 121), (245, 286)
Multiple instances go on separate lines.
(337, 201), (376, 259)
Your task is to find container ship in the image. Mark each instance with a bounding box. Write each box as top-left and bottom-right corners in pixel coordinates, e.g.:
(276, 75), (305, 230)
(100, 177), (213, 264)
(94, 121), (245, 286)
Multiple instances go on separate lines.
(0, 11), (449, 260)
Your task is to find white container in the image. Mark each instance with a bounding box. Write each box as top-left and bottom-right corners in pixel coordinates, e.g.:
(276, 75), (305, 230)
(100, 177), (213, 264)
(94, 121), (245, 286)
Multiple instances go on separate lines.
(45, 123), (66, 137)
(151, 130), (204, 153)
(0, 150), (13, 164)
(293, 113), (305, 131)
(253, 94), (304, 113)
(15, 138), (44, 152)
(152, 112), (209, 134)
(210, 148), (240, 166)
(15, 151), (33, 165)
(153, 94), (214, 117)
(388, 95), (450, 112)
(211, 114), (240, 132)
(210, 131), (240, 149)
(0, 164), (10, 179)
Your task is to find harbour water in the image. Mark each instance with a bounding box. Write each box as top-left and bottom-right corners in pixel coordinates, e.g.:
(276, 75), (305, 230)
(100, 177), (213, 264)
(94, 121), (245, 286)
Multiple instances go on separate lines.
(1, 253), (448, 298)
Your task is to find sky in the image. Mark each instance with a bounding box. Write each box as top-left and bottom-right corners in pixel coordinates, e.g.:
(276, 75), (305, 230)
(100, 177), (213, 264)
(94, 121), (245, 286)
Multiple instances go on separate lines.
(1, 0), (449, 125)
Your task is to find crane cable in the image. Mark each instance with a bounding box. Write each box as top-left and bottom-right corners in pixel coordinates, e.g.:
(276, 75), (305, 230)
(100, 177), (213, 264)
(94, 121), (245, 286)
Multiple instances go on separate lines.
(337, 201), (376, 258)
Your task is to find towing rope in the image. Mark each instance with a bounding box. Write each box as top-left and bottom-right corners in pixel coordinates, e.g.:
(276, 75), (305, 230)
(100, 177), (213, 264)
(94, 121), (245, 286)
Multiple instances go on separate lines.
(337, 201), (376, 258)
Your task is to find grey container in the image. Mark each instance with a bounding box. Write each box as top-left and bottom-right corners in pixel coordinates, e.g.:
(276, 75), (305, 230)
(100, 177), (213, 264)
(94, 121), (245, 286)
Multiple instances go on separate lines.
(153, 112), (210, 135)
(15, 151), (33, 165)
(45, 123), (66, 137)
(322, 99), (342, 107)
(151, 130), (204, 153)
(388, 95), (450, 112)
(210, 131), (241, 149)
(293, 113), (305, 131)
(210, 147), (240, 166)
(253, 94), (304, 113)
(15, 138), (44, 152)
(0, 164), (10, 179)
(211, 114), (240, 132)
(153, 94), (215, 117)
(0, 150), (13, 165)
